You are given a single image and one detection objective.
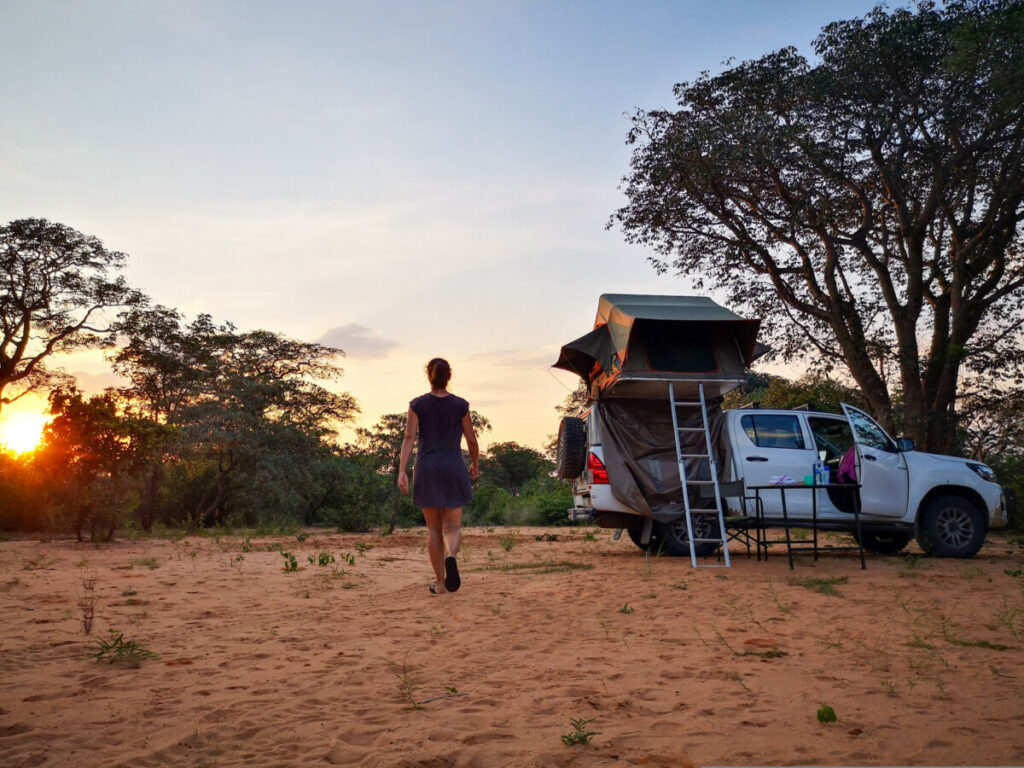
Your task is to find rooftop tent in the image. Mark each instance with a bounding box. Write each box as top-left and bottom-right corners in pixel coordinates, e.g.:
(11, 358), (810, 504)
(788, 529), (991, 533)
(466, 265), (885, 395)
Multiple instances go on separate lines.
(553, 294), (764, 399)
(552, 294), (765, 518)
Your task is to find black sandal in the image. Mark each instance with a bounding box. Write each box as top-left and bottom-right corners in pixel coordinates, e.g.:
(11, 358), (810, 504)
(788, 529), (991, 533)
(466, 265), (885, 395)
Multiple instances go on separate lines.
(444, 556), (461, 592)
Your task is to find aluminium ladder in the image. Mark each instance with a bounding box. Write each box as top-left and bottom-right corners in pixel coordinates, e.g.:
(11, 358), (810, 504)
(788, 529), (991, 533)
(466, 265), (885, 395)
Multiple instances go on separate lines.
(668, 382), (731, 568)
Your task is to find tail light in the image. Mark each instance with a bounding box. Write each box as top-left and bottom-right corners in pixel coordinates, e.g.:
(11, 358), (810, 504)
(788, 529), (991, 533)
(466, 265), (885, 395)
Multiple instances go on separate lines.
(587, 452), (609, 485)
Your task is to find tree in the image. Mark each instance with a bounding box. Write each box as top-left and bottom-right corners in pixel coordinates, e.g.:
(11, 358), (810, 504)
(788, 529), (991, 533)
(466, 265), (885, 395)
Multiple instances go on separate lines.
(612, 1), (1024, 452)
(35, 388), (146, 541)
(478, 442), (553, 496)
(0, 219), (146, 411)
(723, 371), (867, 414)
(111, 308), (359, 530)
(556, 381), (590, 419)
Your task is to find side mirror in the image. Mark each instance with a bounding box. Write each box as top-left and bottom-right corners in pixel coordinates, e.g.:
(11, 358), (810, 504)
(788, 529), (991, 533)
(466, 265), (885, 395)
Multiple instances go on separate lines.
(896, 437), (915, 452)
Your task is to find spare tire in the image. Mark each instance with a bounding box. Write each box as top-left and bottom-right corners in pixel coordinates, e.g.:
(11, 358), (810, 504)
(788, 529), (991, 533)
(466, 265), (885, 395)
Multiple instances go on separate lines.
(555, 416), (587, 479)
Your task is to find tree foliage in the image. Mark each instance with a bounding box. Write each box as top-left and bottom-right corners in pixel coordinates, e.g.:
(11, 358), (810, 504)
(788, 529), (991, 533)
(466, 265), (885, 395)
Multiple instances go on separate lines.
(34, 388), (148, 540)
(723, 371), (867, 414)
(0, 219), (146, 411)
(478, 441), (553, 496)
(612, 1), (1024, 452)
(109, 307), (358, 531)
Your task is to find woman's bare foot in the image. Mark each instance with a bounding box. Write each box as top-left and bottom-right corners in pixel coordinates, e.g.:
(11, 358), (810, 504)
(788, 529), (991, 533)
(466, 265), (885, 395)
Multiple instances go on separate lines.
(429, 582), (446, 595)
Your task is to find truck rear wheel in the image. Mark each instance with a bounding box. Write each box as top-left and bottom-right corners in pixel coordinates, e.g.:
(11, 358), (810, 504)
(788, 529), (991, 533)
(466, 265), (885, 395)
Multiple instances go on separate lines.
(916, 495), (985, 558)
(626, 519), (659, 552)
(655, 516), (720, 558)
(854, 530), (913, 555)
(555, 416), (587, 479)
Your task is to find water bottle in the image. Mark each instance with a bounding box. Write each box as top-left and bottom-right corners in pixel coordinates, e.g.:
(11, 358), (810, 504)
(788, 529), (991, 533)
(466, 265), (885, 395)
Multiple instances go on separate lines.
(813, 457), (825, 486)
(820, 462), (830, 485)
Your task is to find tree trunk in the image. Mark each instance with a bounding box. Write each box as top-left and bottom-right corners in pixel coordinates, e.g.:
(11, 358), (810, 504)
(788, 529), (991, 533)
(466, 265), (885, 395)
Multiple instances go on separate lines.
(138, 463), (161, 533)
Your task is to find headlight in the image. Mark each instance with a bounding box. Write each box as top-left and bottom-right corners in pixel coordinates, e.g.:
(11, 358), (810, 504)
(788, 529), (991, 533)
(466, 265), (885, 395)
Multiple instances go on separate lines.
(966, 462), (997, 482)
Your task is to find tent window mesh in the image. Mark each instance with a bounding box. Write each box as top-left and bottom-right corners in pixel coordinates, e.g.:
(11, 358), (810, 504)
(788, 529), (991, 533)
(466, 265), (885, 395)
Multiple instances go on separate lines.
(640, 322), (717, 372)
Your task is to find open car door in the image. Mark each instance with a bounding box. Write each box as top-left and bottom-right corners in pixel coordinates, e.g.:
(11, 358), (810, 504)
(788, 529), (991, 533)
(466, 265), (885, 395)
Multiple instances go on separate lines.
(840, 403), (909, 518)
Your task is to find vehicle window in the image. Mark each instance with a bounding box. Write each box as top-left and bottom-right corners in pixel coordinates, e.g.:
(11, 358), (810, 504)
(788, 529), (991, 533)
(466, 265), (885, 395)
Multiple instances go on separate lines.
(740, 414), (806, 449)
(807, 417), (854, 461)
(846, 408), (897, 452)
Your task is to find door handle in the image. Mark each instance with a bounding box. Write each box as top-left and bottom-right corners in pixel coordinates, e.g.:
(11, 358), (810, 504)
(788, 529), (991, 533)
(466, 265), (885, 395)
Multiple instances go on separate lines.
(746, 456), (769, 462)
(863, 454), (877, 461)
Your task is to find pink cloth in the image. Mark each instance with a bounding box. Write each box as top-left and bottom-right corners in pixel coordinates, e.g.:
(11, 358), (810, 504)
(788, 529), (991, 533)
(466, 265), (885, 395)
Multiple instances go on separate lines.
(837, 447), (857, 483)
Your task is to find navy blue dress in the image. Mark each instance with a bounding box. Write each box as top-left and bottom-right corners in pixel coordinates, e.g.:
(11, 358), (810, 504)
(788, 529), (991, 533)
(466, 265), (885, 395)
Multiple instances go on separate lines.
(410, 393), (473, 509)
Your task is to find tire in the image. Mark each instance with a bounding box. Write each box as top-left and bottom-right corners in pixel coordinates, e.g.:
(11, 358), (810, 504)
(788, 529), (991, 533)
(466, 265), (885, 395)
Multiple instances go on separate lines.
(655, 515), (721, 558)
(626, 518), (659, 552)
(555, 416), (587, 479)
(855, 530), (913, 555)
(916, 495), (986, 558)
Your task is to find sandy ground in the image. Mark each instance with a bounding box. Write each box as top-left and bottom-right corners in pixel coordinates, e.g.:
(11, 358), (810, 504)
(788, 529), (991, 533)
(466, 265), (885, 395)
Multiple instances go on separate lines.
(1, 526), (1023, 768)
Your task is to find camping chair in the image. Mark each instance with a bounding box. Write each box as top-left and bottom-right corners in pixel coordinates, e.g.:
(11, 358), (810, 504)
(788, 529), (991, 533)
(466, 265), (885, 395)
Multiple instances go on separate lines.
(701, 479), (765, 559)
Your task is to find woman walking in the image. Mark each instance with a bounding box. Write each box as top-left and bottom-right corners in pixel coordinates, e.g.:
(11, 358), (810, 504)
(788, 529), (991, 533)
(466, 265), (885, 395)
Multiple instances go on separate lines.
(398, 358), (479, 595)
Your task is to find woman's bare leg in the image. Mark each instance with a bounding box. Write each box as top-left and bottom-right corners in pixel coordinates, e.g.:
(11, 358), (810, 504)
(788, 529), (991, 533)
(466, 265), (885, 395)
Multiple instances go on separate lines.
(442, 507), (462, 557)
(422, 507), (446, 593)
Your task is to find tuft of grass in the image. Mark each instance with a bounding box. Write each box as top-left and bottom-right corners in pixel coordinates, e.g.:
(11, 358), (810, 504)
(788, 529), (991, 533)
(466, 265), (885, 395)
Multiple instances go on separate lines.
(307, 551), (335, 567)
(355, 542), (374, 555)
(946, 637), (1015, 651)
(640, 549), (660, 582)
(561, 717), (600, 746)
(582, 528), (599, 542)
(395, 656), (421, 710)
(789, 575), (848, 596)
(131, 557), (162, 570)
(706, 626), (788, 659)
(476, 560), (594, 575)
(618, 603), (635, 615)
(22, 553), (55, 571)
(79, 570), (97, 635)
(817, 704), (837, 723)
(498, 532), (517, 552)
(90, 629), (158, 667)
(281, 551), (299, 573)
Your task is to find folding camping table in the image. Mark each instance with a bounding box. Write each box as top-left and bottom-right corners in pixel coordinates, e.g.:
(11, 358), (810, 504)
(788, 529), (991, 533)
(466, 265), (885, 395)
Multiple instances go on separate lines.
(747, 482), (867, 570)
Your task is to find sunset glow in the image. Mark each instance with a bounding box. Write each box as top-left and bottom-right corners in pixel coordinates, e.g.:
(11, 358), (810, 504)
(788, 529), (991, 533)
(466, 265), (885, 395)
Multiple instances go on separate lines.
(0, 411), (49, 454)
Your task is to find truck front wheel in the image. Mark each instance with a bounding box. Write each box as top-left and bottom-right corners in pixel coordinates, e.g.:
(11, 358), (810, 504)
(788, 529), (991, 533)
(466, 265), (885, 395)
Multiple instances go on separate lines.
(916, 495), (985, 558)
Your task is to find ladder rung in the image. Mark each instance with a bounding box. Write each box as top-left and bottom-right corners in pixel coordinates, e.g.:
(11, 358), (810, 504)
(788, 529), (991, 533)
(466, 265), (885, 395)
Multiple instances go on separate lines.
(674, 401), (701, 406)
(677, 427), (705, 432)
(688, 507), (719, 512)
(691, 538), (726, 544)
(685, 480), (716, 485)
(679, 453), (709, 459)
(694, 563), (731, 568)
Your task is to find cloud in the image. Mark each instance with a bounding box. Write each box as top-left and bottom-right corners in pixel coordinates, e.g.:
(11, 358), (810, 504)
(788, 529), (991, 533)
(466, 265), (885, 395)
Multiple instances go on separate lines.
(315, 324), (399, 359)
(466, 349), (560, 369)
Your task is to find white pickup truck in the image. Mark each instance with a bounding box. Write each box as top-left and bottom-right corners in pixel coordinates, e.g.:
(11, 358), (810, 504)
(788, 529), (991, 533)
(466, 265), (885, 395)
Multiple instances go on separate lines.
(563, 402), (1009, 558)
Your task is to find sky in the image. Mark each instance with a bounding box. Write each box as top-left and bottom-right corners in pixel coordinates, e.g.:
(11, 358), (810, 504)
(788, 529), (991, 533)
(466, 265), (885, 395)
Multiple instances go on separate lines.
(0, 0), (883, 452)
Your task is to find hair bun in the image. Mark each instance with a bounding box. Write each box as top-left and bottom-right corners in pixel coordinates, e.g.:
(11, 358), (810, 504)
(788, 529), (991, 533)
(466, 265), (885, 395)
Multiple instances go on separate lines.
(426, 357), (452, 389)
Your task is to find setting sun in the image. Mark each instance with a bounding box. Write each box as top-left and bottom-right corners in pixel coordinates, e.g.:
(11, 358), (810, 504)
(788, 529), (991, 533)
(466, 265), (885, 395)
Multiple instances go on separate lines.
(0, 411), (49, 454)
